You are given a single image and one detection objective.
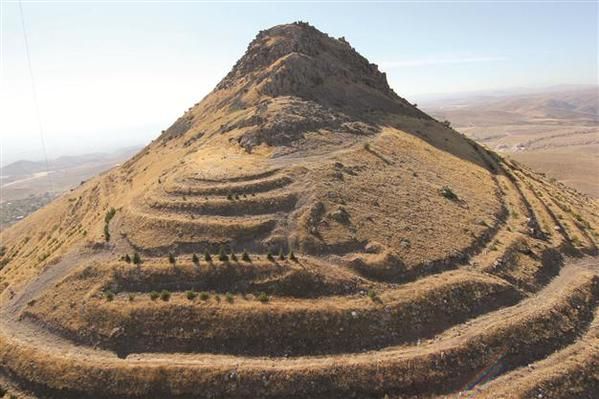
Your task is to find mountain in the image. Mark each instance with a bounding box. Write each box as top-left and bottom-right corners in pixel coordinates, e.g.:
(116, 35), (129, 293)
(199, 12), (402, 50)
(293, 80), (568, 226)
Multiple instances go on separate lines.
(1, 22), (598, 398)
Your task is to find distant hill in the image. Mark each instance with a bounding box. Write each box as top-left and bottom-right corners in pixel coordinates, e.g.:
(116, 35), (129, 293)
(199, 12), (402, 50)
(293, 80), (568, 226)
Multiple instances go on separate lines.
(0, 146), (142, 228)
(423, 86), (598, 126)
(1, 146), (141, 180)
(423, 86), (599, 197)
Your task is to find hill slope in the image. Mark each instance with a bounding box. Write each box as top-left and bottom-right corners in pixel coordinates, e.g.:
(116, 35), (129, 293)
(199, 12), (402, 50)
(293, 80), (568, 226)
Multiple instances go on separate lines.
(1, 22), (598, 398)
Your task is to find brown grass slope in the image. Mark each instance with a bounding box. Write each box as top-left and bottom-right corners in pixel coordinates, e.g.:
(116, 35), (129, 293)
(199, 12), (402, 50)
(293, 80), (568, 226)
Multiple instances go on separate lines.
(1, 22), (599, 398)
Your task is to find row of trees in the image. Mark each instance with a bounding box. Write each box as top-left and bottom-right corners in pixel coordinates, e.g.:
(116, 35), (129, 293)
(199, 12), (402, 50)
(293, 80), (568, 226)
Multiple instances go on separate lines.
(123, 247), (298, 266)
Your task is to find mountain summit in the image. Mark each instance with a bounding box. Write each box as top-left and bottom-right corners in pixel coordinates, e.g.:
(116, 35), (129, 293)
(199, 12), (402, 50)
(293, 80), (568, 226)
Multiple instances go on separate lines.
(162, 22), (426, 150)
(216, 22), (399, 103)
(1, 23), (598, 399)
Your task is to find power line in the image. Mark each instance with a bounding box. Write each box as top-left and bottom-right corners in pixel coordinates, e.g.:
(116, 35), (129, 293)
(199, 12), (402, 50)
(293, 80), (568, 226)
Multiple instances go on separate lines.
(18, 0), (55, 193)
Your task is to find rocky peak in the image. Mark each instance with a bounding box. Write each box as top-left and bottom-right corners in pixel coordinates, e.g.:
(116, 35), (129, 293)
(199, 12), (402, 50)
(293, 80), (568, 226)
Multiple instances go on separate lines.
(215, 22), (395, 100)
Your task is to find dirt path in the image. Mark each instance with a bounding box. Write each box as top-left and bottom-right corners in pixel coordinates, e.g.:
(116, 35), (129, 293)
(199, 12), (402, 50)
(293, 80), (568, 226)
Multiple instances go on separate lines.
(0, 215), (133, 352)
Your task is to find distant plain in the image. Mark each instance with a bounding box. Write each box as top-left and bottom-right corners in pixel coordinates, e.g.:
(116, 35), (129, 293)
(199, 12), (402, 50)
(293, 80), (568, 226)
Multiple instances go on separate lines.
(424, 86), (599, 197)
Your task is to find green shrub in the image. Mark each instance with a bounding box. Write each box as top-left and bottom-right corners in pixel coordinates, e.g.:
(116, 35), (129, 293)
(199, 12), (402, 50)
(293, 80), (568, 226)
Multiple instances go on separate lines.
(104, 224), (111, 242)
(160, 290), (171, 301)
(367, 289), (377, 301)
(225, 292), (234, 303)
(124, 254), (131, 263)
(242, 250), (251, 262)
(133, 252), (141, 265)
(257, 292), (269, 303)
(289, 250), (297, 262)
(218, 246), (228, 262)
(186, 290), (197, 300)
(266, 250), (274, 262)
(231, 252), (238, 261)
(104, 207), (117, 224)
(103, 208), (117, 242)
(367, 289), (383, 303)
(204, 251), (212, 262)
(440, 186), (458, 201)
(105, 290), (114, 301)
(168, 253), (176, 265)
(150, 291), (159, 300)
(192, 253), (199, 264)
(128, 294), (135, 301)
(199, 291), (210, 301)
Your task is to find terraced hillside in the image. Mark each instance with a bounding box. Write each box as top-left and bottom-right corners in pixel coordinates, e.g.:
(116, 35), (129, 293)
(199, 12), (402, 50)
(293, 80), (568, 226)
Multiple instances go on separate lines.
(1, 22), (598, 398)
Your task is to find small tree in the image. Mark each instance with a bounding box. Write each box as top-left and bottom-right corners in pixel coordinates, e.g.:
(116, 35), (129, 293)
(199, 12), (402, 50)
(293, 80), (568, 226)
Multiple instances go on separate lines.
(204, 251), (212, 262)
(289, 250), (297, 262)
(230, 251), (238, 262)
(105, 290), (114, 301)
(199, 291), (210, 301)
(192, 253), (199, 265)
(242, 250), (251, 262)
(218, 245), (228, 262)
(278, 248), (285, 261)
(267, 250), (275, 262)
(367, 289), (377, 301)
(104, 207), (117, 224)
(168, 253), (176, 265)
(150, 291), (159, 300)
(133, 252), (141, 265)
(124, 254), (131, 263)
(440, 186), (458, 201)
(186, 290), (197, 300)
(160, 290), (171, 301)
(367, 289), (381, 303)
(257, 292), (269, 303)
(225, 292), (234, 303)
(104, 224), (111, 242)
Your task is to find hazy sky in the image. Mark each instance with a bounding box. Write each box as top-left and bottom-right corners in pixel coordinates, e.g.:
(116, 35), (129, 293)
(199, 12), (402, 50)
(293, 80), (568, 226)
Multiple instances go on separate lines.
(1, 1), (597, 165)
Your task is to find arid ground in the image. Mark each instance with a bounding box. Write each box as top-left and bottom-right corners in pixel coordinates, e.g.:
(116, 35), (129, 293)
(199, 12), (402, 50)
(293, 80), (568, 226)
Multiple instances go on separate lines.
(0, 23), (598, 398)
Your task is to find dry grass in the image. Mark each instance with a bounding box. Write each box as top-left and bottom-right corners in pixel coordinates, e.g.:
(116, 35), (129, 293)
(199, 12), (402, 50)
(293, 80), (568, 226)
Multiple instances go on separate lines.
(1, 22), (598, 398)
